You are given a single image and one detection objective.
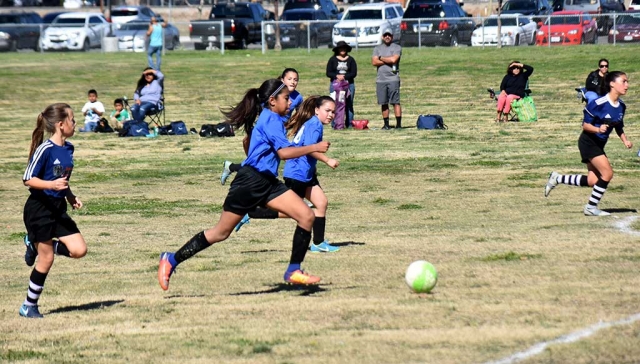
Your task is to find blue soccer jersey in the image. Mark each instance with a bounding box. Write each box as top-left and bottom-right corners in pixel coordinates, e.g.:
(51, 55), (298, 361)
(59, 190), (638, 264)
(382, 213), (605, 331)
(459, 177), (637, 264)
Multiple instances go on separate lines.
(283, 116), (323, 182)
(584, 95), (626, 141)
(289, 90), (303, 115)
(243, 109), (292, 177)
(23, 139), (74, 199)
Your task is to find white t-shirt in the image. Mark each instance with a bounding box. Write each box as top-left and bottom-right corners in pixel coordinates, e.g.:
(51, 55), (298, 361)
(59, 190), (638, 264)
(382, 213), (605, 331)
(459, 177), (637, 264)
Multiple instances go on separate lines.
(81, 101), (105, 124)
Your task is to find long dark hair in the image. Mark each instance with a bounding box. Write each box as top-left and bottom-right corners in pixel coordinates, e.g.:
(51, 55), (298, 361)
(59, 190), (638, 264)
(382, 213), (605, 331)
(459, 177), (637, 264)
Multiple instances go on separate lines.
(280, 68), (299, 80)
(135, 67), (155, 95)
(604, 71), (626, 94)
(286, 95), (334, 137)
(29, 103), (71, 159)
(507, 61), (522, 75)
(221, 79), (287, 136)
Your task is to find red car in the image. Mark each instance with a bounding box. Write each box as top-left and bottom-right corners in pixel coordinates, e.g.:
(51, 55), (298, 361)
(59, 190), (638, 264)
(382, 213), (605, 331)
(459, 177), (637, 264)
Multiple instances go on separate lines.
(536, 11), (598, 45)
(608, 11), (640, 43)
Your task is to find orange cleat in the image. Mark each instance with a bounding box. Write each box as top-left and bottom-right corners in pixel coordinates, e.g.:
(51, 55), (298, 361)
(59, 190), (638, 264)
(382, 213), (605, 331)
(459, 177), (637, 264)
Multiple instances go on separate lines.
(158, 252), (175, 291)
(284, 269), (321, 285)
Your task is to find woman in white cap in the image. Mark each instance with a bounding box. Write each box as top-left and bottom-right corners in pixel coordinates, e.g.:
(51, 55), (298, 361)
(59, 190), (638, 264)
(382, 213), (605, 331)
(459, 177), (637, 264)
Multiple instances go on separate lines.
(326, 41), (357, 128)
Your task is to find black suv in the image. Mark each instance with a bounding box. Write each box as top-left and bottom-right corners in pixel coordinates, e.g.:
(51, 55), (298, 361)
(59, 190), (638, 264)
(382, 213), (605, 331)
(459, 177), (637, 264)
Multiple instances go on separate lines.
(400, 1), (475, 46)
(282, 0), (343, 20)
(0, 12), (42, 52)
(500, 0), (552, 21)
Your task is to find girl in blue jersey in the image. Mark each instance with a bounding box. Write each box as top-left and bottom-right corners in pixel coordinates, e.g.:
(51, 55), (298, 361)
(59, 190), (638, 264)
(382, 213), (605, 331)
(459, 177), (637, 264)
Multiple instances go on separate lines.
(158, 79), (330, 290)
(20, 103), (88, 318)
(545, 71), (632, 216)
(234, 96), (341, 253)
(220, 68), (303, 185)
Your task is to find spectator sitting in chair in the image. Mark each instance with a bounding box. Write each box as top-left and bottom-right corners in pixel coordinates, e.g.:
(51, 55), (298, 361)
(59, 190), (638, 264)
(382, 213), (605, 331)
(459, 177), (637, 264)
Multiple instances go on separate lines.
(79, 89), (105, 132)
(584, 59), (608, 104)
(496, 61), (533, 123)
(131, 67), (164, 123)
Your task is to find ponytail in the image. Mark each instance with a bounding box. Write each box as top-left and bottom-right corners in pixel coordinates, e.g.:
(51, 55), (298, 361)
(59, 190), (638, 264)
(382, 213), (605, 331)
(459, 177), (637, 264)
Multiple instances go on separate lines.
(286, 96), (319, 137)
(29, 103), (71, 160)
(221, 79), (286, 136)
(604, 71), (626, 94)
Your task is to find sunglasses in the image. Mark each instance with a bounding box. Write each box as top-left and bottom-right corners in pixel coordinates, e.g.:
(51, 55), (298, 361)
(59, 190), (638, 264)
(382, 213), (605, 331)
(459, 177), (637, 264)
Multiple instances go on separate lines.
(383, 34), (392, 37)
(599, 64), (609, 68)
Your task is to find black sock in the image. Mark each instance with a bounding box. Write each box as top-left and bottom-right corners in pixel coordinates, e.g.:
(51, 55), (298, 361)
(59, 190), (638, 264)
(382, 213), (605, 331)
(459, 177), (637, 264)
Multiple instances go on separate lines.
(395, 116), (402, 128)
(383, 118), (389, 127)
(312, 217), (326, 245)
(53, 240), (70, 257)
(587, 179), (609, 208)
(248, 207), (279, 219)
(24, 268), (48, 306)
(290, 226), (311, 265)
(229, 163), (242, 173)
(174, 231), (211, 264)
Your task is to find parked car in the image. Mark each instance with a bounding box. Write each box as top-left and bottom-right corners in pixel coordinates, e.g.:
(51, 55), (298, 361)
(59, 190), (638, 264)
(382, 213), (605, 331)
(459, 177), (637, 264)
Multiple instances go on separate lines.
(400, 1), (475, 47)
(471, 14), (537, 46)
(42, 11), (69, 24)
(608, 10), (640, 43)
(535, 10), (598, 45)
(501, 0), (552, 21)
(0, 12), (42, 52)
(564, 0), (625, 34)
(110, 6), (160, 29)
(283, 0), (343, 20)
(332, 2), (404, 47)
(630, 0), (640, 10)
(114, 21), (180, 52)
(265, 9), (336, 48)
(40, 12), (110, 51)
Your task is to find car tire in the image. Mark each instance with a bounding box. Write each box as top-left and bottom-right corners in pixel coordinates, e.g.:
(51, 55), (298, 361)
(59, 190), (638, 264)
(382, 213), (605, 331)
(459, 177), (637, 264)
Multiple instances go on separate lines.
(9, 40), (17, 52)
(194, 43), (207, 50)
(82, 39), (90, 52)
(529, 32), (536, 45)
(515, 34), (520, 46)
(580, 35), (585, 44)
(449, 33), (458, 47)
(311, 35), (318, 48)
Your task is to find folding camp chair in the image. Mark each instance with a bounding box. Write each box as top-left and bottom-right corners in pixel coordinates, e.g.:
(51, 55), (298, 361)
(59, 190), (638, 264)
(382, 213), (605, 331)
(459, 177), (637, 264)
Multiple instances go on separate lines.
(487, 82), (534, 122)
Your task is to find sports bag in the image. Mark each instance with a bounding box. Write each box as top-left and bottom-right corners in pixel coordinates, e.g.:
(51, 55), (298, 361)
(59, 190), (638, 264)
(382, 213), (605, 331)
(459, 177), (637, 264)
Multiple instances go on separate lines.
(199, 123), (235, 138)
(94, 118), (114, 133)
(351, 119), (369, 130)
(511, 96), (537, 122)
(118, 120), (149, 137)
(417, 114), (447, 130)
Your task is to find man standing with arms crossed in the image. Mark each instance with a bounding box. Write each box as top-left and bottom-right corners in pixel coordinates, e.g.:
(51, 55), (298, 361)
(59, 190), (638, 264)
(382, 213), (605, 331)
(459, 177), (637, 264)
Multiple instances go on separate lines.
(372, 30), (402, 130)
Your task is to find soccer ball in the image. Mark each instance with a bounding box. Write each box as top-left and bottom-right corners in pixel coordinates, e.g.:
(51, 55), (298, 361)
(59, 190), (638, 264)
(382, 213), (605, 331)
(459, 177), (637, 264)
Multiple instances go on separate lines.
(405, 260), (438, 293)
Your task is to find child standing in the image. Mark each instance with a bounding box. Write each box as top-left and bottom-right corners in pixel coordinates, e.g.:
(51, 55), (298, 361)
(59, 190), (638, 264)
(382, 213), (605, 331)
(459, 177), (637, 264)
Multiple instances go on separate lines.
(109, 98), (130, 131)
(79, 89), (105, 132)
(158, 79), (330, 290)
(20, 103), (88, 318)
(234, 96), (341, 253)
(220, 68), (303, 185)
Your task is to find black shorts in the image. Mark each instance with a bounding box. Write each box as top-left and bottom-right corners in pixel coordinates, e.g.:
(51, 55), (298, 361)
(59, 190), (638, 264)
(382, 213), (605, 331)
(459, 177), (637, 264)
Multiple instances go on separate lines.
(578, 132), (607, 164)
(23, 195), (80, 243)
(284, 175), (320, 199)
(223, 166), (289, 215)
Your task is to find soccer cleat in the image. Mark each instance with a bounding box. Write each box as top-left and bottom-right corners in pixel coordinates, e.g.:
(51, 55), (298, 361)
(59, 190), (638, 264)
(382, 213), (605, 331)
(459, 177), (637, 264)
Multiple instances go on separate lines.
(544, 171), (560, 198)
(381, 125), (391, 130)
(158, 252), (176, 291)
(284, 269), (321, 285)
(220, 161), (232, 185)
(584, 205), (610, 216)
(24, 235), (37, 267)
(309, 240), (340, 253)
(19, 304), (43, 318)
(235, 214), (250, 232)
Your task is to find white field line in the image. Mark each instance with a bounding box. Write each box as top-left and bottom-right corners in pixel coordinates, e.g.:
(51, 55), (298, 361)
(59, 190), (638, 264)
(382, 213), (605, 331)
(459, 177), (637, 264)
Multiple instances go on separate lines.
(484, 313), (640, 364)
(613, 216), (640, 236)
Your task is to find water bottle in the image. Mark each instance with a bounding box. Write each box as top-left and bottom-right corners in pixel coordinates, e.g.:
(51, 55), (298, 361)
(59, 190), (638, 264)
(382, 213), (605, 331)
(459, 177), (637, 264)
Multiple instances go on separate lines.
(392, 64), (397, 74)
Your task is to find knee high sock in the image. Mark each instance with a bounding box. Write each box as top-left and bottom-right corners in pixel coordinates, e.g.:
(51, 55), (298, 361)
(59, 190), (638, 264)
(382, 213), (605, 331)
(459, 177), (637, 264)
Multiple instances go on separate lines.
(174, 231), (210, 264)
(383, 117), (389, 127)
(312, 217), (326, 245)
(558, 174), (589, 187)
(53, 240), (70, 257)
(23, 268), (47, 307)
(587, 179), (609, 208)
(288, 226), (312, 269)
(248, 207), (279, 219)
(229, 163), (242, 173)
(395, 116), (402, 128)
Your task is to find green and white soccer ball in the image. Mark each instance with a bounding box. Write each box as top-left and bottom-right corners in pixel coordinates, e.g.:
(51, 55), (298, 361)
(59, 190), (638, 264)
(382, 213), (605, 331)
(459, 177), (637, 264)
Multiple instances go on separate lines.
(405, 260), (438, 293)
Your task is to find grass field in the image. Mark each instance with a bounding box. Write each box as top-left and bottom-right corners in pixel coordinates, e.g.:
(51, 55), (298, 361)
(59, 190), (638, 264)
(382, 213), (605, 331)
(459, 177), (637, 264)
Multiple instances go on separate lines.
(1, 46), (640, 364)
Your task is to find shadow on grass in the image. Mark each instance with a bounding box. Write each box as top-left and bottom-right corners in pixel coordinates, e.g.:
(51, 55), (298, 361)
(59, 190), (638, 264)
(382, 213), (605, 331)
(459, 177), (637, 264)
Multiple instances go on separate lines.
(240, 249), (287, 254)
(603, 208), (637, 214)
(331, 241), (366, 247)
(164, 294), (206, 299)
(230, 283), (327, 296)
(47, 299), (124, 314)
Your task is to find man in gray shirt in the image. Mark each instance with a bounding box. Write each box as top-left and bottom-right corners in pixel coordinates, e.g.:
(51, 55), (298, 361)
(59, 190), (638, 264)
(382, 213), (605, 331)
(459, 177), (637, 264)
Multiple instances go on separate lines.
(372, 30), (402, 130)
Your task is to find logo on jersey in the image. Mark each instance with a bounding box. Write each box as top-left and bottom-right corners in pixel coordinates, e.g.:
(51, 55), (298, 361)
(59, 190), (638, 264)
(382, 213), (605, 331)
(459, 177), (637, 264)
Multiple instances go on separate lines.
(293, 125), (306, 144)
(53, 165), (63, 178)
(605, 114), (611, 119)
(53, 159), (60, 165)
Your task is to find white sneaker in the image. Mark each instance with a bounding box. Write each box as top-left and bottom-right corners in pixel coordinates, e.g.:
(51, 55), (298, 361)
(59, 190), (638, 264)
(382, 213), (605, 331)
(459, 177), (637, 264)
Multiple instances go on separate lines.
(544, 171), (560, 197)
(583, 204), (610, 216)
(220, 161), (232, 186)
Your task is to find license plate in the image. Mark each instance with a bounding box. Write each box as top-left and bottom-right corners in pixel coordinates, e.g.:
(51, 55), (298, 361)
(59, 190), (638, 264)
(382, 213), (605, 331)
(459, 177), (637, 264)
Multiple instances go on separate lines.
(551, 36), (561, 42)
(282, 36), (290, 42)
(624, 35), (633, 41)
(414, 24), (432, 32)
(207, 36), (217, 41)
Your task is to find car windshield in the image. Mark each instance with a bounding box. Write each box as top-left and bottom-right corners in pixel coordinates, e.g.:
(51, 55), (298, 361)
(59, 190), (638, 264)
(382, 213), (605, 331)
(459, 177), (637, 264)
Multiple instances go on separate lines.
(111, 10), (139, 17)
(282, 12), (313, 20)
(545, 15), (580, 24)
(285, 0), (320, 10)
(502, 1), (536, 11)
(212, 5), (252, 18)
(0, 15), (20, 23)
(120, 22), (149, 30)
(483, 17), (519, 26)
(343, 9), (383, 20)
(52, 18), (85, 26)
(403, 4), (445, 18)
(617, 14), (640, 24)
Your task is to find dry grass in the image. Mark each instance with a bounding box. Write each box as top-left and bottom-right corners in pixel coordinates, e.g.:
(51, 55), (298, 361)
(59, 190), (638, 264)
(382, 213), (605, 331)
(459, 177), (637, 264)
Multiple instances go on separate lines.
(1, 46), (639, 363)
